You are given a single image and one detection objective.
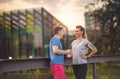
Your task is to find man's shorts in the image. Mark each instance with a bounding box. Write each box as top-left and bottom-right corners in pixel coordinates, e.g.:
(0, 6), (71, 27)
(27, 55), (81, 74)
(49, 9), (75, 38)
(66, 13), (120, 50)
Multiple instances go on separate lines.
(50, 64), (67, 79)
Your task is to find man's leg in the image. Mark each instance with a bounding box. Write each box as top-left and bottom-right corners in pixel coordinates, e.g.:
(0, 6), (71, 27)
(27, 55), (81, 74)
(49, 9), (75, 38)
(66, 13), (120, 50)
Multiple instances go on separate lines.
(50, 64), (67, 79)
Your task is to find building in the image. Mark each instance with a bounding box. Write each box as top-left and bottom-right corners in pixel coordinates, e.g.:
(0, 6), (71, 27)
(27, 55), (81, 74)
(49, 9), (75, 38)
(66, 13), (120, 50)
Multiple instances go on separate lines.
(84, 12), (101, 31)
(0, 7), (68, 59)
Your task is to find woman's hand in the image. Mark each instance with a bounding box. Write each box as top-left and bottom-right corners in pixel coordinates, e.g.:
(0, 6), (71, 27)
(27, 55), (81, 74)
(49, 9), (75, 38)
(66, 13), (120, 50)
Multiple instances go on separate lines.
(80, 54), (87, 60)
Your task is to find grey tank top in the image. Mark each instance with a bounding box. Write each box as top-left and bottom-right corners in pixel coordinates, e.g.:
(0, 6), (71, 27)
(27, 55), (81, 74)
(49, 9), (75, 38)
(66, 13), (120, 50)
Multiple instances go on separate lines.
(72, 39), (89, 65)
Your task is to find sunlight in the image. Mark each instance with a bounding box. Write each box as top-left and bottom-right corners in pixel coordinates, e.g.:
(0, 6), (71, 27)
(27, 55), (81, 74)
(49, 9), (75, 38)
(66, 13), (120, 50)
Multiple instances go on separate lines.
(55, 11), (85, 30)
(0, 0), (86, 30)
(53, 1), (86, 30)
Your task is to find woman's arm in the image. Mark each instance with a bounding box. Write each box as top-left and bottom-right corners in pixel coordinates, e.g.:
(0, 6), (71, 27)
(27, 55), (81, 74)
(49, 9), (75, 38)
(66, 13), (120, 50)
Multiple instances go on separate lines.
(80, 42), (97, 59)
(66, 43), (73, 58)
(86, 43), (97, 58)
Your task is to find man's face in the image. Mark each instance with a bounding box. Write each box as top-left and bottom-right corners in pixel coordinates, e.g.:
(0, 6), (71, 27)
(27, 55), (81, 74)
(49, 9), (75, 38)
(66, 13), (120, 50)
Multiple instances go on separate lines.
(58, 30), (64, 39)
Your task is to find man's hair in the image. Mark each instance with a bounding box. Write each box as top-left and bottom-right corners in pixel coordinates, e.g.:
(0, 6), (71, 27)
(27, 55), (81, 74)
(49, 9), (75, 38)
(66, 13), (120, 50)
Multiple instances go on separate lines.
(53, 27), (63, 34)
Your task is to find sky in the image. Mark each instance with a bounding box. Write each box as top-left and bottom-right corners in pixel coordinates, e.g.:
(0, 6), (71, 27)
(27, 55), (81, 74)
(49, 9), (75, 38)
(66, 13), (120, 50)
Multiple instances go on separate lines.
(0, 0), (95, 30)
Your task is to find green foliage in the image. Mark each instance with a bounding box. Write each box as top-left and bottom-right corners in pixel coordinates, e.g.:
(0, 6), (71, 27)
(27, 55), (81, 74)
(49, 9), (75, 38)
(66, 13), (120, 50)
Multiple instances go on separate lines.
(87, 0), (120, 55)
(0, 62), (120, 79)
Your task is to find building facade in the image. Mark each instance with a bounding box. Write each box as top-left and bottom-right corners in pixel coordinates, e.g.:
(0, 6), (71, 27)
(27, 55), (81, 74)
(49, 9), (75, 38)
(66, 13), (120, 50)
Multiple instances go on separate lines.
(0, 8), (68, 59)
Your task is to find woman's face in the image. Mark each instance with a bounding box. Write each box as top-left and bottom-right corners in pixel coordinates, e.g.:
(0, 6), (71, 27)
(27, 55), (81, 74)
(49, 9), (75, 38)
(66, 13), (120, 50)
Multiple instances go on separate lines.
(75, 28), (83, 38)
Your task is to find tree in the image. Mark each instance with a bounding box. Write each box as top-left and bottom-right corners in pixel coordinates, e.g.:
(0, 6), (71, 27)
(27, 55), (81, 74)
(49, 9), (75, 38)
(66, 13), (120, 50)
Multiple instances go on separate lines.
(87, 0), (120, 55)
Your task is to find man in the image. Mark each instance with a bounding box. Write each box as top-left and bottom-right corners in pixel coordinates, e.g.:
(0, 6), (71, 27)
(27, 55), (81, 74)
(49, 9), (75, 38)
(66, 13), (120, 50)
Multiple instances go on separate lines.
(49, 27), (71, 79)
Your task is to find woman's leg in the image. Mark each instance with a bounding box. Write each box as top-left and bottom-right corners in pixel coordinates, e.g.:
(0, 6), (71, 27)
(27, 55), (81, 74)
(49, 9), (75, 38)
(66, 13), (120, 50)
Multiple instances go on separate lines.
(79, 64), (88, 79)
(72, 64), (87, 79)
(72, 65), (80, 79)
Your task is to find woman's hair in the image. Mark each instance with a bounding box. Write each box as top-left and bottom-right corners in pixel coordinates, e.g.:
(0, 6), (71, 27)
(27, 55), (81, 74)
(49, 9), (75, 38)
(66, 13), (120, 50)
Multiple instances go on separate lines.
(76, 25), (87, 38)
(53, 27), (63, 34)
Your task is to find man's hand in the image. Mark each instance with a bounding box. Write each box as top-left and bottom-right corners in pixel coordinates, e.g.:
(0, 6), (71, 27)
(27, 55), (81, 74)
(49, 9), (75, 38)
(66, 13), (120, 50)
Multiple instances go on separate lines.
(65, 49), (71, 54)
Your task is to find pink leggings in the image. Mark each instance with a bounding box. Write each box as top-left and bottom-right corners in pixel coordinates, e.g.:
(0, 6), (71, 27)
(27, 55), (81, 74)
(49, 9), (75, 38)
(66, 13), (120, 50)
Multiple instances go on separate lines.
(50, 64), (67, 79)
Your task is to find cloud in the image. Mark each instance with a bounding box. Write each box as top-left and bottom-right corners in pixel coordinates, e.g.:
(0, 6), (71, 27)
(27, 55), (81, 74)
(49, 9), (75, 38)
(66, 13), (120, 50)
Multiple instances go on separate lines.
(49, 0), (86, 29)
(0, 0), (41, 11)
(0, 0), (95, 30)
(0, 0), (95, 12)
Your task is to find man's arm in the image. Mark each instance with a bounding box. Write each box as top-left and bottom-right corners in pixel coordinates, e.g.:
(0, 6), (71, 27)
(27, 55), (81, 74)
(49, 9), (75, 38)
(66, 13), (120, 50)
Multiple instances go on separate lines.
(53, 46), (71, 55)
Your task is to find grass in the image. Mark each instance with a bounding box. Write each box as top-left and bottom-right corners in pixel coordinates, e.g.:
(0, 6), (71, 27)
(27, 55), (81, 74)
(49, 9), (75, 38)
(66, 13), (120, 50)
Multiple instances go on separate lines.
(0, 63), (120, 79)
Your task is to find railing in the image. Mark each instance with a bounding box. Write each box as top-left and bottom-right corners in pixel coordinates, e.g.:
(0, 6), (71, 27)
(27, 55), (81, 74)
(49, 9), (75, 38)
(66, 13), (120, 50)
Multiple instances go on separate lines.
(0, 55), (120, 79)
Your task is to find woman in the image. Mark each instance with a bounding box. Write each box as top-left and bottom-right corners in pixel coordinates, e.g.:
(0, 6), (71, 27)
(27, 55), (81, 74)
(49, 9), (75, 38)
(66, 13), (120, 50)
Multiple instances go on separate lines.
(71, 25), (97, 79)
